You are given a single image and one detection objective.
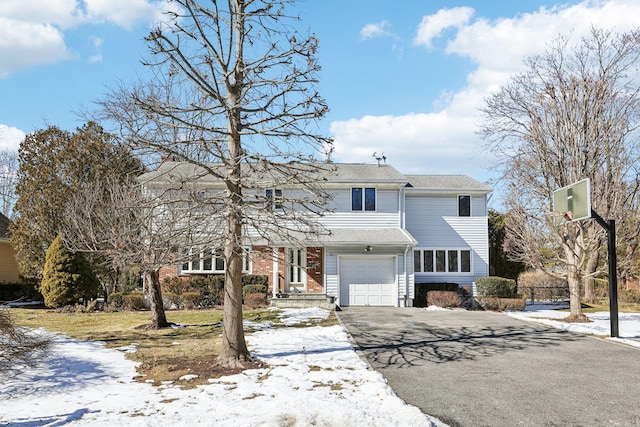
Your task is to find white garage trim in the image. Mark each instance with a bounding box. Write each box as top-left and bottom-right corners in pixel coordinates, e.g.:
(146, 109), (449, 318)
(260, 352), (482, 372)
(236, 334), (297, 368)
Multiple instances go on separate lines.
(338, 255), (398, 307)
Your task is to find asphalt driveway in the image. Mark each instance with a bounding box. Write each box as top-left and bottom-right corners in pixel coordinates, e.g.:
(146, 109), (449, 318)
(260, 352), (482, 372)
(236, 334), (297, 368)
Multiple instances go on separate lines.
(336, 307), (640, 427)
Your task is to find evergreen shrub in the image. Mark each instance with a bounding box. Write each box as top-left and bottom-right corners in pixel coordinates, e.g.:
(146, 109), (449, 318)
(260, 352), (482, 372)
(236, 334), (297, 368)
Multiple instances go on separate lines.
(243, 284), (267, 297)
(122, 293), (146, 311)
(475, 276), (517, 298)
(40, 236), (101, 308)
(108, 292), (124, 308)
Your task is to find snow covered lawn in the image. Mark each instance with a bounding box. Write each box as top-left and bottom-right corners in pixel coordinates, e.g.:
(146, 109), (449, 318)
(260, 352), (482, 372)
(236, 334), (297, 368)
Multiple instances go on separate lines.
(1, 308), (444, 426)
(507, 303), (640, 348)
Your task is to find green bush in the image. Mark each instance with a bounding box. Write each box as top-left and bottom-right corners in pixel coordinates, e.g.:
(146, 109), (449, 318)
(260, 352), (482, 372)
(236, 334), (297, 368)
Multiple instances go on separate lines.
(181, 292), (200, 309)
(162, 276), (191, 295)
(242, 275), (269, 287)
(40, 236), (101, 308)
(477, 296), (526, 311)
(122, 293), (146, 311)
(426, 290), (461, 308)
(108, 292), (124, 308)
(476, 276), (517, 298)
(243, 284), (267, 297)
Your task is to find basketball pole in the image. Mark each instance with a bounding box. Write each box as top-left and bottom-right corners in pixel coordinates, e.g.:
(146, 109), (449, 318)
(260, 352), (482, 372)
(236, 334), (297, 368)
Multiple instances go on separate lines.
(591, 209), (619, 338)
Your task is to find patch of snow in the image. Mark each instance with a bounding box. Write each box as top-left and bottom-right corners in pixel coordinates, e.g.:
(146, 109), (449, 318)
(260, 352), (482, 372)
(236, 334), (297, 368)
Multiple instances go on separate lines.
(0, 309), (443, 426)
(507, 309), (640, 347)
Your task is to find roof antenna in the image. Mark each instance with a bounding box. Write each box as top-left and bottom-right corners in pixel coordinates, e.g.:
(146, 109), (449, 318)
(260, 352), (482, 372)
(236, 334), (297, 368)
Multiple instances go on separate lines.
(373, 152), (386, 167)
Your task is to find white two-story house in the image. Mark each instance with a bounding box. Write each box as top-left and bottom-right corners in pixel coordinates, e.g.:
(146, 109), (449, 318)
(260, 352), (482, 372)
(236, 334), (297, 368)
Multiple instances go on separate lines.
(144, 162), (491, 307)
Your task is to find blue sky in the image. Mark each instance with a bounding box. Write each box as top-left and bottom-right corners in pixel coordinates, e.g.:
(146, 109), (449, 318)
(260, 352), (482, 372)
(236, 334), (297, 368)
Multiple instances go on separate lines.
(1, 0), (639, 206)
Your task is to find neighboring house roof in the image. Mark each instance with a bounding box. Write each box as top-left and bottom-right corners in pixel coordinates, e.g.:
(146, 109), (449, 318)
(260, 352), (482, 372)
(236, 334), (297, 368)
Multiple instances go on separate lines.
(405, 174), (492, 194)
(0, 213), (9, 240)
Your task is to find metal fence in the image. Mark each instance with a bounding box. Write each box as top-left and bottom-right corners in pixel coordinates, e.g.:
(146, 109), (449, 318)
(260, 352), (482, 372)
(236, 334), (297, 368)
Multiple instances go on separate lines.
(519, 286), (570, 304)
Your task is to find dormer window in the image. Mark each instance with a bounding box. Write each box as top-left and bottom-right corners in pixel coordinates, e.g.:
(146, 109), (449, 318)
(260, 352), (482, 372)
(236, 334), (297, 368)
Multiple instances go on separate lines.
(352, 187), (376, 211)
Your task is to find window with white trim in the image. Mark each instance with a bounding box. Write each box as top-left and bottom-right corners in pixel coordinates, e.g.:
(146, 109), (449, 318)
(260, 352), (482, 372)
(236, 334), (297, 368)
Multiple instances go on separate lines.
(352, 187), (376, 211)
(414, 249), (472, 273)
(181, 248), (251, 273)
(266, 189), (283, 210)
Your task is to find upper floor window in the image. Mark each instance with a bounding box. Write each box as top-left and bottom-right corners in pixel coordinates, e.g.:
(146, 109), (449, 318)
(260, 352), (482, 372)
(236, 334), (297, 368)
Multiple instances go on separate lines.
(458, 195), (471, 217)
(266, 189), (283, 210)
(352, 187), (376, 211)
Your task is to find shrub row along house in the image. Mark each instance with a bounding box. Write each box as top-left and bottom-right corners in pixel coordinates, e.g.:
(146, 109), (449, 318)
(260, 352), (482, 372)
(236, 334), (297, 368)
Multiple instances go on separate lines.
(140, 162), (491, 308)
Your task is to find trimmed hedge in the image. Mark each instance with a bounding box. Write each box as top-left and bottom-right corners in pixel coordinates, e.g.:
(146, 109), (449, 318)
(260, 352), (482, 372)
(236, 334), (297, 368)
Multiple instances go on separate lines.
(244, 292), (268, 308)
(475, 276), (517, 298)
(426, 290), (462, 308)
(415, 283), (459, 307)
(243, 284), (267, 297)
(476, 296), (526, 311)
(122, 292), (146, 311)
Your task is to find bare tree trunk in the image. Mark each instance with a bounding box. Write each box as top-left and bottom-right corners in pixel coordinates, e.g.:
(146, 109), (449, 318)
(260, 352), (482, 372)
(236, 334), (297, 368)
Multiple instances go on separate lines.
(145, 269), (169, 329)
(583, 250), (599, 303)
(218, 180), (251, 367)
(564, 244), (589, 322)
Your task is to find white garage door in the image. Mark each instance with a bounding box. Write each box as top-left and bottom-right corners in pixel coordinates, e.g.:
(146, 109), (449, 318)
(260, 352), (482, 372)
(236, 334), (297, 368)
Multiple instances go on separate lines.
(340, 257), (396, 306)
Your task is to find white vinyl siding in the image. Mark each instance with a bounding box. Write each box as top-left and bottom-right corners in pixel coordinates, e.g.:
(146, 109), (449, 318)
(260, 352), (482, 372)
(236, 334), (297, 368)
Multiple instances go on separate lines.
(405, 195), (489, 284)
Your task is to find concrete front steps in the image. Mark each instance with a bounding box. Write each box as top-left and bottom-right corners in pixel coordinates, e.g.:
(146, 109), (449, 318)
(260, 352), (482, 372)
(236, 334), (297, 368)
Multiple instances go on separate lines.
(270, 293), (336, 310)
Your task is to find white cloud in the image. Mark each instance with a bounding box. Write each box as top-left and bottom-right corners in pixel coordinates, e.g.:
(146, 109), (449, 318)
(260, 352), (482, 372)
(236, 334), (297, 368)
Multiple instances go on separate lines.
(0, 0), (175, 76)
(0, 0), (82, 29)
(360, 20), (392, 40)
(413, 7), (474, 49)
(84, 0), (169, 30)
(0, 124), (25, 151)
(0, 17), (74, 77)
(331, 0), (640, 184)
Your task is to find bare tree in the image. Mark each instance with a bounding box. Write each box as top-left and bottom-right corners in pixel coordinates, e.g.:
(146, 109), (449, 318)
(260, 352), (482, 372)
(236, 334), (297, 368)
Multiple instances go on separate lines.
(480, 27), (640, 321)
(0, 310), (50, 376)
(0, 148), (18, 218)
(63, 174), (221, 329)
(92, 0), (332, 367)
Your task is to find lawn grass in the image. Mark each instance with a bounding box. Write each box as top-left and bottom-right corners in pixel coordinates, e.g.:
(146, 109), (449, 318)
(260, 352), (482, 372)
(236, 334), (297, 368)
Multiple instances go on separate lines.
(8, 306), (338, 388)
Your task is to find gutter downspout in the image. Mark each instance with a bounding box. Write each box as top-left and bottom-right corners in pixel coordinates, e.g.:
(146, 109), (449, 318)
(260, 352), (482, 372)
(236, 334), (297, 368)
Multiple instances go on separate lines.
(403, 244), (410, 307)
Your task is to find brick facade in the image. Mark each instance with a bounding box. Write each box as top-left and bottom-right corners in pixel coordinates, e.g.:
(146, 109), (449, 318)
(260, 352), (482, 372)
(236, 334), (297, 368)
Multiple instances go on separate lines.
(159, 245), (325, 294)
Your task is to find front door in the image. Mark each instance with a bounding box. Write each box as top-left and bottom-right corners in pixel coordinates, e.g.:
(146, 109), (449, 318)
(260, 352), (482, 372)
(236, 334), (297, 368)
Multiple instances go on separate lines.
(286, 248), (306, 292)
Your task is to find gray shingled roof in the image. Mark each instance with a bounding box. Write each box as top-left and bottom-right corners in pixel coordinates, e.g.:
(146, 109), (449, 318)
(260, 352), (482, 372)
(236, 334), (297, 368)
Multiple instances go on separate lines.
(318, 228), (417, 246)
(138, 161), (409, 186)
(405, 175), (492, 193)
(138, 162), (489, 193)
(327, 163), (407, 183)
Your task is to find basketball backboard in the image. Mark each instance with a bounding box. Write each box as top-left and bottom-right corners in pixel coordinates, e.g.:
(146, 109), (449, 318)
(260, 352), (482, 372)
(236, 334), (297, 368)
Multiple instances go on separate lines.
(552, 178), (591, 224)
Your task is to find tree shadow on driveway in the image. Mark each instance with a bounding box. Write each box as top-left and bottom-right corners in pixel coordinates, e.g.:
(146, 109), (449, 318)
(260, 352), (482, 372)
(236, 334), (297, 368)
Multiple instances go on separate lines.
(337, 309), (577, 369)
